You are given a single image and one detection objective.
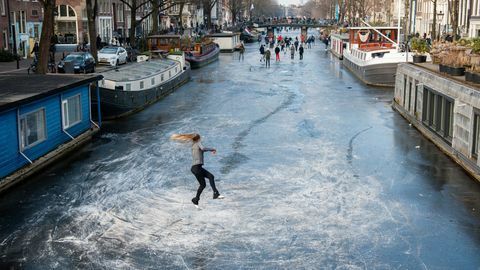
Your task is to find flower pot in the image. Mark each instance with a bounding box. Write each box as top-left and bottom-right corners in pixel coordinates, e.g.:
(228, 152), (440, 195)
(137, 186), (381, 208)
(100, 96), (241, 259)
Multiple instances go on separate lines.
(413, 55), (427, 63)
(447, 66), (465, 76)
(465, 71), (480, 83)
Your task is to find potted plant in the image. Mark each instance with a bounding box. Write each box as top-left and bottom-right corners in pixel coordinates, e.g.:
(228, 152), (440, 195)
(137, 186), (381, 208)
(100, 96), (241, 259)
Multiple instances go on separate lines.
(410, 38), (428, 63)
(466, 38), (480, 83)
(448, 45), (467, 76)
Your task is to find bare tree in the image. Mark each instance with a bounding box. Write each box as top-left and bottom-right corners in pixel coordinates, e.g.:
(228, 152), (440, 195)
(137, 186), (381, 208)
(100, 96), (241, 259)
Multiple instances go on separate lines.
(36, 0), (55, 74)
(118, 0), (179, 47)
(202, 0), (218, 29)
(86, 0), (98, 63)
(227, 0), (243, 24)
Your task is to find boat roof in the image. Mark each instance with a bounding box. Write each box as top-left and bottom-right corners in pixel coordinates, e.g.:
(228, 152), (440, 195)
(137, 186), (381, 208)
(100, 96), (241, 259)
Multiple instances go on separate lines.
(207, 32), (240, 37)
(348, 26), (402, 30)
(0, 73), (102, 112)
(100, 59), (178, 82)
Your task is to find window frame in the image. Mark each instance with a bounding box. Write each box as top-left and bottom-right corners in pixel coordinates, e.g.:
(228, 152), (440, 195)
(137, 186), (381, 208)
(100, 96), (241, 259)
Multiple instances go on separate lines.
(61, 94), (82, 129)
(19, 107), (47, 150)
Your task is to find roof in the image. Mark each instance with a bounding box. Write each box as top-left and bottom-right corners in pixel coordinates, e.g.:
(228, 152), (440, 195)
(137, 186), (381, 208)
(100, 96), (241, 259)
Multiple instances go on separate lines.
(100, 59), (178, 82)
(0, 73), (103, 112)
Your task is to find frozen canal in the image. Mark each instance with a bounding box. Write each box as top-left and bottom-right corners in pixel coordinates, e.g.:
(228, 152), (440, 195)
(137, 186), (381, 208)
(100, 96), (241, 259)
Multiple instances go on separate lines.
(1, 35), (480, 269)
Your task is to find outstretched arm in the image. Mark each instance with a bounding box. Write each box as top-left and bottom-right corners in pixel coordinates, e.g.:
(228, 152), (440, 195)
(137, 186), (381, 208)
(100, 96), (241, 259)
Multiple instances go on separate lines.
(198, 142), (216, 154)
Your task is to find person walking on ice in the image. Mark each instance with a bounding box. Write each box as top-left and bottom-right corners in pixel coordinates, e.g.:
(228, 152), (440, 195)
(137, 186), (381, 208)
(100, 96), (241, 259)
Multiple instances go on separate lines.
(299, 44), (304, 60)
(265, 48), (271, 68)
(275, 45), (280, 62)
(239, 42), (245, 61)
(171, 133), (224, 207)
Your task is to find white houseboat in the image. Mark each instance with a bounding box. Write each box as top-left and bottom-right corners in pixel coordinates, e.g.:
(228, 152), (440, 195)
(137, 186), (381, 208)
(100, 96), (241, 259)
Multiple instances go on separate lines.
(207, 32), (241, 52)
(342, 26), (412, 87)
(329, 32), (349, 59)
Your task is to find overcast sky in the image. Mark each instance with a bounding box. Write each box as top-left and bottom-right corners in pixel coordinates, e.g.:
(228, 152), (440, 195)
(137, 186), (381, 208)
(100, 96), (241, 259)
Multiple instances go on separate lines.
(277, 0), (302, 5)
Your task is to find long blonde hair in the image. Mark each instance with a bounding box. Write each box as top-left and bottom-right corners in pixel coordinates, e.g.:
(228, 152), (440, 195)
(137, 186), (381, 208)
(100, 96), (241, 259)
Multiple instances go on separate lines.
(170, 133), (200, 142)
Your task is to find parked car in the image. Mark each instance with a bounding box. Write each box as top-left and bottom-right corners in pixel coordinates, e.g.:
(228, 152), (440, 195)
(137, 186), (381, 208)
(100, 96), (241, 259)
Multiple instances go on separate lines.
(57, 52), (96, 74)
(97, 46), (128, 66)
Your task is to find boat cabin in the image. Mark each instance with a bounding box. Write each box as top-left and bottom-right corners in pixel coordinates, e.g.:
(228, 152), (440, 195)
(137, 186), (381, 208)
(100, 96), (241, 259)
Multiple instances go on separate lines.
(192, 41), (217, 55)
(147, 35), (182, 52)
(0, 74), (103, 192)
(348, 27), (400, 51)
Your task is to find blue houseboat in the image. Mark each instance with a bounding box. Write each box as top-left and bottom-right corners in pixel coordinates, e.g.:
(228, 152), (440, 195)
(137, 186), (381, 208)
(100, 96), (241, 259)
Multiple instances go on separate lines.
(0, 73), (103, 192)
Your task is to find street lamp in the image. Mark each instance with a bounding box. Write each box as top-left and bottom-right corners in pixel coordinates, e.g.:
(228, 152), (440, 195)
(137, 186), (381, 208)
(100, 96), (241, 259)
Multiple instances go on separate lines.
(437, 11), (444, 40)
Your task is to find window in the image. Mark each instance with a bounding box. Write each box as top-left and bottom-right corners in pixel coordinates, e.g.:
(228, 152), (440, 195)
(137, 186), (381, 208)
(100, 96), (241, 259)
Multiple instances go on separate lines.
(126, 83), (131, 90)
(473, 113), (480, 159)
(161, 74), (164, 81)
(414, 81), (418, 113)
(403, 76), (407, 107)
(140, 81), (144, 89)
(31, 9), (38, 16)
(1, 0), (5, 16)
(33, 24), (40, 39)
(20, 108), (46, 149)
(2, 30), (7, 49)
(151, 78), (155, 85)
(61, 95), (81, 129)
(60, 5), (67, 16)
(408, 81), (412, 111)
(19, 11), (26, 33)
(422, 87), (454, 143)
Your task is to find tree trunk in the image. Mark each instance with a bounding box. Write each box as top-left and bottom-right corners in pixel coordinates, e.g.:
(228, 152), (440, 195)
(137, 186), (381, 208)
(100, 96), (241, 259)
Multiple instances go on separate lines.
(452, 0), (459, 39)
(129, 1), (137, 48)
(37, 0), (55, 74)
(432, 0), (437, 40)
(86, 0), (98, 63)
(179, 2), (185, 28)
(152, 0), (159, 34)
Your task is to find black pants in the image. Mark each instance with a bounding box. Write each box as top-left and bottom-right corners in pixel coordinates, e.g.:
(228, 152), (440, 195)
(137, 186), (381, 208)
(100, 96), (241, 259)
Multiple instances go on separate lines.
(191, 164), (218, 200)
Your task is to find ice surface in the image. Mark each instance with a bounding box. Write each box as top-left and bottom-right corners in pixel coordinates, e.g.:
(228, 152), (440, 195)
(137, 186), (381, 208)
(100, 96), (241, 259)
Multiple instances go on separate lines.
(1, 30), (480, 269)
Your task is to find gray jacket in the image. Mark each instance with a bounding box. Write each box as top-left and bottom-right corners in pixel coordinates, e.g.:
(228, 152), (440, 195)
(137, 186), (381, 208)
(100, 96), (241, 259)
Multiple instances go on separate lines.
(192, 142), (214, 166)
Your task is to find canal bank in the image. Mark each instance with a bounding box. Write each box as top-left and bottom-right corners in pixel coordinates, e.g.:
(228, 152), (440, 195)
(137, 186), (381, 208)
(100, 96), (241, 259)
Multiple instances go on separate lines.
(0, 33), (480, 269)
(393, 63), (480, 183)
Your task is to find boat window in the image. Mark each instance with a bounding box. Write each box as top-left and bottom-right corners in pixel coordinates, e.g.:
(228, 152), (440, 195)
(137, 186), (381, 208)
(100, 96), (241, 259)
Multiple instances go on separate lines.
(61, 94), (82, 129)
(161, 74), (164, 81)
(372, 52), (389, 58)
(140, 81), (144, 89)
(169, 71), (171, 78)
(126, 83), (131, 91)
(151, 78), (155, 85)
(175, 67), (178, 73)
(19, 108), (47, 150)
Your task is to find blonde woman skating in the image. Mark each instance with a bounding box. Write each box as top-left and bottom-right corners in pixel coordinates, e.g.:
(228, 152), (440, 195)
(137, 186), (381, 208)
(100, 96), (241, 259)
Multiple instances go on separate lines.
(171, 133), (224, 207)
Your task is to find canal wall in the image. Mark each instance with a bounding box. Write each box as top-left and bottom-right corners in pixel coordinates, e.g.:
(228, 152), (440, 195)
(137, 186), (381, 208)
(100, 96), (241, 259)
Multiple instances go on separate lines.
(392, 63), (480, 183)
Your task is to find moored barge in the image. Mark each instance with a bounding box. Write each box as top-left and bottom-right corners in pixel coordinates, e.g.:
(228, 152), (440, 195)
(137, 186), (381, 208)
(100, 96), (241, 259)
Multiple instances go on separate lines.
(93, 53), (190, 120)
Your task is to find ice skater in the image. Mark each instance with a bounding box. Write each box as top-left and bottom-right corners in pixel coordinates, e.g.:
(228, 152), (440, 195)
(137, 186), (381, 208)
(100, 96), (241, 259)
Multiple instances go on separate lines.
(171, 133), (224, 207)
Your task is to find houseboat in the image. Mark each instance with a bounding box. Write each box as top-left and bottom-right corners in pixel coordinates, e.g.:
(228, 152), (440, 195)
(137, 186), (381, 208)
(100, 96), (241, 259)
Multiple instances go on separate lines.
(329, 32), (349, 59)
(206, 32), (241, 52)
(147, 35), (220, 69)
(342, 26), (412, 87)
(241, 27), (260, 43)
(93, 52), (190, 120)
(185, 41), (220, 69)
(0, 73), (103, 192)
